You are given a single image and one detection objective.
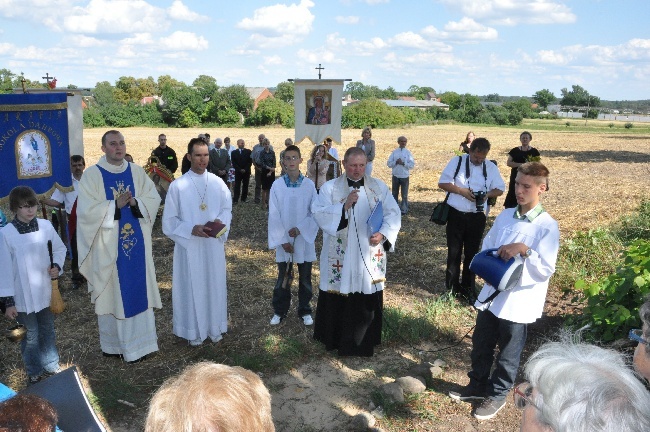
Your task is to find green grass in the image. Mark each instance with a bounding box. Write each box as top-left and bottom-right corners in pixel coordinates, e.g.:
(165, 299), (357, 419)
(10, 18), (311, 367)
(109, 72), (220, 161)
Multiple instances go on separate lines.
(382, 295), (475, 346)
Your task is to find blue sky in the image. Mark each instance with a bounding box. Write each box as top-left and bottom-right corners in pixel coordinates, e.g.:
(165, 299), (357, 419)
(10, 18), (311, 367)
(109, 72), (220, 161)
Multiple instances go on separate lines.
(1, 0), (649, 100)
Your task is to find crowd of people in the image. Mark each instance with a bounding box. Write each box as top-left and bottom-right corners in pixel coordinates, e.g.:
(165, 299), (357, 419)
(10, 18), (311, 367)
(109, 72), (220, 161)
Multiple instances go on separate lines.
(1, 127), (649, 431)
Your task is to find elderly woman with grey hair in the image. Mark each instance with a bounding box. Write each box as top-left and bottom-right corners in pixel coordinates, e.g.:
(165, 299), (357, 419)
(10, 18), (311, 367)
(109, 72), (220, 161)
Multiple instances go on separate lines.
(631, 299), (650, 382)
(356, 126), (376, 176)
(517, 336), (650, 432)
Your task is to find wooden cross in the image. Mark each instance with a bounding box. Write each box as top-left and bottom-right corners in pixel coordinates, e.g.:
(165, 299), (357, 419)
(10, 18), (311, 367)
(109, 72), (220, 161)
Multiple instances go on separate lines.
(374, 249), (384, 260)
(332, 259), (343, 272)
(315, 63), (324, 79)
(42, 72), (54, 85)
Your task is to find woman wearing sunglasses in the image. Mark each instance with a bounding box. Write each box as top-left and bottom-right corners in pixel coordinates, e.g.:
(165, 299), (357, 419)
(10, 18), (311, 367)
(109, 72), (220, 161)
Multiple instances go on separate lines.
(516, 337), (650, 431)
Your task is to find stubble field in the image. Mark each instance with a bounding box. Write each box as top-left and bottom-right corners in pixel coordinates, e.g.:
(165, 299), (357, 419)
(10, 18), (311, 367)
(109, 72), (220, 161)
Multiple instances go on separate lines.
(2, 124), (650, 431)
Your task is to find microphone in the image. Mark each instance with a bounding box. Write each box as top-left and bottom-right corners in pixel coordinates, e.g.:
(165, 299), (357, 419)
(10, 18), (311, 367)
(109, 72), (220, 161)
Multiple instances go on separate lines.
(350, 181), (360, 208)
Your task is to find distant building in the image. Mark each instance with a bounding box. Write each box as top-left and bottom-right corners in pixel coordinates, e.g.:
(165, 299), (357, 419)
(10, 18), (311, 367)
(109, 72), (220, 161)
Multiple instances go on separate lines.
(246, 87), (273, 110)
(382, 99), (449, 110)
(140, 95), (163, 105)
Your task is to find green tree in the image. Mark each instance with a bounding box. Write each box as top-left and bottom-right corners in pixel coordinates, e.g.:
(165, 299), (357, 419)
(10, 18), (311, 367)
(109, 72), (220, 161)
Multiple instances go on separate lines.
(532, 89), (556, 109)
(345, 82), (370, 100)
(247, 97), (294, 127)
(217, 84), (253, 115)
(274, 81), (294, 104)
(178, 107), (200, 128)
(341, 99), (406, 128)
(408, 85), (435, 100)
(560, 85), (600, 107)
(0, 68), (15, 93)
(160, 86), (203, 126)
(115, 76), (142, 102)
(503, 98), (534, 119)
(439, 91), (462, 110)
(381, 86), (397, 100)
(93, 81), (116, 106)
(157, 75), (185, 94)
(485, 93), (501, 102)
(192, 75), (218, 101)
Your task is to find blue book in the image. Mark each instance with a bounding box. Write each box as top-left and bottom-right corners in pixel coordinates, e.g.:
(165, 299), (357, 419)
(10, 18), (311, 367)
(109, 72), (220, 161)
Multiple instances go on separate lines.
(367, 201), (383, 237)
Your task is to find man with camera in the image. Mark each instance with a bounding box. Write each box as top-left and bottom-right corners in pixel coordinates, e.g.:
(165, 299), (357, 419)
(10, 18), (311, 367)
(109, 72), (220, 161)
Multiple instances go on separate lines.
(438, 138), (504, 302)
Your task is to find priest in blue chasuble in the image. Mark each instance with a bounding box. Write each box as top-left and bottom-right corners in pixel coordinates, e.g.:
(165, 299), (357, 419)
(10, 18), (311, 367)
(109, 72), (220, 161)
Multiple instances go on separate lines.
(77, 130), (162, 362)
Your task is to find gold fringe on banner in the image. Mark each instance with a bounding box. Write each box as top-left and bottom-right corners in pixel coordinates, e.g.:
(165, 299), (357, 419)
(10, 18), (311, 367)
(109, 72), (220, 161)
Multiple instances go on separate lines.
(0, 102), (68, 112)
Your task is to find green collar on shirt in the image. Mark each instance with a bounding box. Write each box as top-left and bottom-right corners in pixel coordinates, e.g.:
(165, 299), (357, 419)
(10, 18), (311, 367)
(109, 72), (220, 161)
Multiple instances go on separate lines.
(513, 203), (545, 222)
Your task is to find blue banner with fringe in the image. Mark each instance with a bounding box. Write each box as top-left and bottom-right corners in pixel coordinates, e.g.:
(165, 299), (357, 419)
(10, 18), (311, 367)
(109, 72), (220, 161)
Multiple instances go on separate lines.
(0, 93), (72, 202)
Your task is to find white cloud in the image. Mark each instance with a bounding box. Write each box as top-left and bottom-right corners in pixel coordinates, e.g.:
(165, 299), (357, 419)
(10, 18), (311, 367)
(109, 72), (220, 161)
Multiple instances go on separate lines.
(159, 31), (208, 51)
(443, 17), (498, 41)
(65, 34), (106, 48)
(326, 33), (347, 49)
(296, 47), (343, 64)
(231, 48), (262, 56)
(237, 0), (315, 47)
(537, 49), (571, 65)
(264, 55), (283, 66)
(336, 15), (359, 24)
(121, 33), (155, 46)
(438, 0), (576, 26)
(363, 0), (389, 4)
(63, 0), (168, 34)
(389, 32), (428, 49)
(0, 42), (15, 54)
(168, 0), (208, 22)
(350, 37), (388, 55)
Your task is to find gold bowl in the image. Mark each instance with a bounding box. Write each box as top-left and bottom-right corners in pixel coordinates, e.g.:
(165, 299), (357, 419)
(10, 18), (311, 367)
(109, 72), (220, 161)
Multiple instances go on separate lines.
(6, 323), (26, 343)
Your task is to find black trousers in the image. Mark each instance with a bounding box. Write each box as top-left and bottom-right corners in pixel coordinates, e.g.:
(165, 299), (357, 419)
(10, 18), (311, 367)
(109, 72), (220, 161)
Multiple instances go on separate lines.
(233, 171), (250, 202)
(445, 206), (486, 297)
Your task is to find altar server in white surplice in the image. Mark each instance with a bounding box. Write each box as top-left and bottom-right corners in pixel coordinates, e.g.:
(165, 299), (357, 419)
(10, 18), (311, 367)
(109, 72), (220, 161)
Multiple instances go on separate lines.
(77, 130), (162, 363)
(163, 138), (233, 346)
(268, 145), (319, 327)
(311, 147), (401, 357)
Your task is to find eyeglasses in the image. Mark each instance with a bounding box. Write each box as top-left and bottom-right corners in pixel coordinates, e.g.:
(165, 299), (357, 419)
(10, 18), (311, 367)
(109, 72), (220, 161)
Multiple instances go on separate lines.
(284, 156), (300, 161)
(513, 382), (539, 410)
(629, 329), (648, 345)
(18, 204), (37, 209)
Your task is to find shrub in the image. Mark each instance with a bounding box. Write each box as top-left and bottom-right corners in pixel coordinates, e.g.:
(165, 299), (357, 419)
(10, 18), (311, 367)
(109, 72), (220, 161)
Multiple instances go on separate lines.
(83, 107), (106, 128)
(341, 99), (406, 128)
(565, 121), (571, 127)
(608, 123), (615, 128)
(625, 122), (634, 129)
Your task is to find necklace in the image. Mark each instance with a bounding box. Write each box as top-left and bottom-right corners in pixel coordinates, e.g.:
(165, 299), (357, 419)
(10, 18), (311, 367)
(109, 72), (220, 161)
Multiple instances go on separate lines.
(189, 173), (208, 211)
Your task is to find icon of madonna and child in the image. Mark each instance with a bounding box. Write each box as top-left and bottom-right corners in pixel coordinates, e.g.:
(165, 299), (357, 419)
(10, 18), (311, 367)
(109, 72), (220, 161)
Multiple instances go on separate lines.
(306, 91), (331, 125)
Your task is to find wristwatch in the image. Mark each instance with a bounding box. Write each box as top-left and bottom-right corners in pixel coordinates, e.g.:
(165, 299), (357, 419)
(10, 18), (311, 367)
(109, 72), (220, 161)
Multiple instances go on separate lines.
(523, 248), (533, 258)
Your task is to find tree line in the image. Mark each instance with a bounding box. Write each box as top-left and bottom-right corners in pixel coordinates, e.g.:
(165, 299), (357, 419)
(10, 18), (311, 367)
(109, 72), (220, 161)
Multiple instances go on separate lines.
(4, 68), (646, 129)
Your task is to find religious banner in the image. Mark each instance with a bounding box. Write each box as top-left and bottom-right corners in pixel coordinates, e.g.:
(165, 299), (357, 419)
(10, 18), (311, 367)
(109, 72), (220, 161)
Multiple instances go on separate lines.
(294, 79), (344, 148)
(0, 93), (72, 203)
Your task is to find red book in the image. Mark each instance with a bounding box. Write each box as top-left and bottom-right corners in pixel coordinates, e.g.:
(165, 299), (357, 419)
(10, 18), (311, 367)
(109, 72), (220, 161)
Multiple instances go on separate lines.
(203, 221), (227, 238)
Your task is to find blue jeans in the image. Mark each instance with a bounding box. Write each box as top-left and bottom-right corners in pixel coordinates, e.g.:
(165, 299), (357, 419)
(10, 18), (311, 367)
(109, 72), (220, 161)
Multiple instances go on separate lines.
(468, 309), (527, 401)
(391, 176), (410, 213)
(272, 261), (313, 318)
(17, 308), (60, 378)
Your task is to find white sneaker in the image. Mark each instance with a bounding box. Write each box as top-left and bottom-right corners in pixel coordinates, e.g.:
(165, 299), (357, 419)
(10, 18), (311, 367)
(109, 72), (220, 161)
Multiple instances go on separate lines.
(189, 337), (203, 346)
(270, 314), (282, 325)
(302, 315), (314, 326)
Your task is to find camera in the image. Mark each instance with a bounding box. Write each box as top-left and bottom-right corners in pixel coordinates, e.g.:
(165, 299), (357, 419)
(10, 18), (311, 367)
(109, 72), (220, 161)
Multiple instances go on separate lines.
(473, 190), (486, 212)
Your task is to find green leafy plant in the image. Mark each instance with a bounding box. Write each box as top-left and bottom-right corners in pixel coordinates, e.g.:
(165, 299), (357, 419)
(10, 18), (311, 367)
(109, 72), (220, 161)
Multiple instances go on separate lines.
(625, 122), (634, 129)
(572, 240), (650, 341)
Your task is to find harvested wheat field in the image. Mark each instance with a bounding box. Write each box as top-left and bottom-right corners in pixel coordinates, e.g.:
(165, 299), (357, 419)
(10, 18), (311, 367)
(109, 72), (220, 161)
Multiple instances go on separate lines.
(2, 124), (649, 431)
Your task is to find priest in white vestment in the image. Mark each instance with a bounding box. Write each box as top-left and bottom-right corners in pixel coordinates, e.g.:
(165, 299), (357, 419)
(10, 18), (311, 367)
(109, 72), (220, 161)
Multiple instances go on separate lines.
(77, 130), (162, 363)
(163, 138), (232, 346)
(312, 147), (401, 356)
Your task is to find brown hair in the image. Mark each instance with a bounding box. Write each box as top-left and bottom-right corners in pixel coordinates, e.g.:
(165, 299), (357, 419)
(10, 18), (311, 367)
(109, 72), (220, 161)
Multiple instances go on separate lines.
(9, 186), (38, 213)
(518, 161), (550, 190)
(0, 394), (58, 432)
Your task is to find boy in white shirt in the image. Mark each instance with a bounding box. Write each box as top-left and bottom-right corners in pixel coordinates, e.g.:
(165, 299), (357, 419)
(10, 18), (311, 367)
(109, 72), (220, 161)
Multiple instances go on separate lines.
(448, 162), (560, 421)
(268, 145), (319, 326)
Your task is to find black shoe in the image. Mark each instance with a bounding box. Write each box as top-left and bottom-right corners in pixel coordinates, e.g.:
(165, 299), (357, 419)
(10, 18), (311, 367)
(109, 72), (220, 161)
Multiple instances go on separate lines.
(127, 354), (148, 364)
(102, 352), (124, 359)
(28, 375), (42, 386)
(449, 385), (486, 402)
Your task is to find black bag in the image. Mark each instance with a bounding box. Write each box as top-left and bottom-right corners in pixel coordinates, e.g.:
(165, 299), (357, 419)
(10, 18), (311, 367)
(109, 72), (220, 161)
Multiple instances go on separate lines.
(430, 200), (450, 225)
(430, 156), (463, 225)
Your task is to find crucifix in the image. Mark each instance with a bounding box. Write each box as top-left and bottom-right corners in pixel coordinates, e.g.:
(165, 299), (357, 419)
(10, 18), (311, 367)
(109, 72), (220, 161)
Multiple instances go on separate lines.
(315, 63), (324, 79)
(20, 73), (26, 93)
(42, 73), (54, 85)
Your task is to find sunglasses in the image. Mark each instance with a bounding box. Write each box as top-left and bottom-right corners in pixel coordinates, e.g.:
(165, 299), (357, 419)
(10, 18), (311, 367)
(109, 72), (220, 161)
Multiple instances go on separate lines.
(513, 382), (539, 410)
(629, 329), (648, 345)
